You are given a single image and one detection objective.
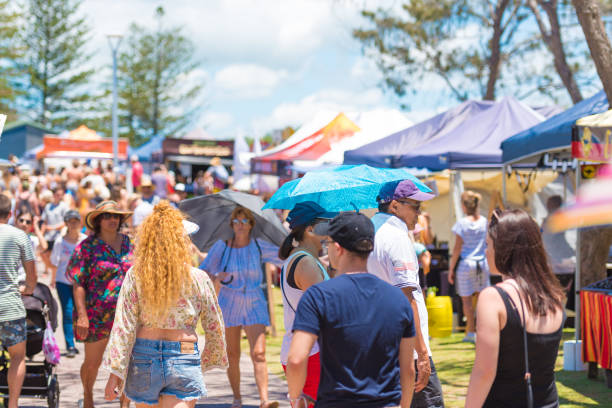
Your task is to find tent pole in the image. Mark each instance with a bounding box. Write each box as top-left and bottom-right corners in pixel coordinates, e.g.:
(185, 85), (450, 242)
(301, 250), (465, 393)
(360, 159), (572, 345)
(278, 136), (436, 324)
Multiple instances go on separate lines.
(502, 165), (508, 206)
(575, 165), (581, 342)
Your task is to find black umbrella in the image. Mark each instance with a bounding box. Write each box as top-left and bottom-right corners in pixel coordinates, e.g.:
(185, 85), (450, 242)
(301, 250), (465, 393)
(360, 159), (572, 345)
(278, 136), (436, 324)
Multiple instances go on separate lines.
(179, 190), (288, 251)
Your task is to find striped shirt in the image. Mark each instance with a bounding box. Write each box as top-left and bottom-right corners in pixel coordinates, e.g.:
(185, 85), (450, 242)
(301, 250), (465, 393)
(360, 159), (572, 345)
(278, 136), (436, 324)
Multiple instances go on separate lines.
(452, 216), (487, 260)
(0, 223), (35, 322)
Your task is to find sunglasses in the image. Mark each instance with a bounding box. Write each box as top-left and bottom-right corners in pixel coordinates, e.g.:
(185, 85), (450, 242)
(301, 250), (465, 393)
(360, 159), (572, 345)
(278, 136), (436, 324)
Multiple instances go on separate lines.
(397, 200), (421, 211)
(232, 218), (249, 225)
(18, 218), (32, 225)
(100, 213), (122, 220)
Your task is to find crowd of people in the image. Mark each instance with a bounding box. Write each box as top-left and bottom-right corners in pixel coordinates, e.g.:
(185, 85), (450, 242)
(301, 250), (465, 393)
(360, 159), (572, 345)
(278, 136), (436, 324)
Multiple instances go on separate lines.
(0, 157), (568, 408)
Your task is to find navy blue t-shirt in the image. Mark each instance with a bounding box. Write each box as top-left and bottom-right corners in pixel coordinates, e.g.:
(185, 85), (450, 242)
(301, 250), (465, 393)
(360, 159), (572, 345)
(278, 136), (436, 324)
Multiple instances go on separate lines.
(293, 273), (415, 408)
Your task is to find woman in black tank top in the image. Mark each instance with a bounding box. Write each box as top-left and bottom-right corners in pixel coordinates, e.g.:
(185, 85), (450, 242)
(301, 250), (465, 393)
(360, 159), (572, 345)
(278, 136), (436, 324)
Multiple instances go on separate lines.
(465, 209), (566, 408)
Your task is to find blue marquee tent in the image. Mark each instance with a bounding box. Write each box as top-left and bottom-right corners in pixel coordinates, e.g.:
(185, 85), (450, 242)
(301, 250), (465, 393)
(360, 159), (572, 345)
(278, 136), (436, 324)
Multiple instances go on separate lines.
(128, 134), (164, 162)
(501, 90), (608, 165)
(343, 100), (494, 167)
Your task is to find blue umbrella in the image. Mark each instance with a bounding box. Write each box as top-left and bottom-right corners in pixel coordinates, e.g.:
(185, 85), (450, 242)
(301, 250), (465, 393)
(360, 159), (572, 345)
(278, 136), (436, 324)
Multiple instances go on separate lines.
(263, 164), (433, 211)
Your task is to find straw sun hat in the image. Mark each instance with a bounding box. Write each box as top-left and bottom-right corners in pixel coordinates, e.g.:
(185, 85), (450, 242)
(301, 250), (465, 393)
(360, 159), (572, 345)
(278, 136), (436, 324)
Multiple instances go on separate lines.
(85, 200), (133, 231)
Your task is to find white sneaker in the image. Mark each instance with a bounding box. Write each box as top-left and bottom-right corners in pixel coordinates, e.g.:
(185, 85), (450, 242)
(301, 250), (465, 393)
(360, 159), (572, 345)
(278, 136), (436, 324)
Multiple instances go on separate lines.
(462, 332), (476, 343)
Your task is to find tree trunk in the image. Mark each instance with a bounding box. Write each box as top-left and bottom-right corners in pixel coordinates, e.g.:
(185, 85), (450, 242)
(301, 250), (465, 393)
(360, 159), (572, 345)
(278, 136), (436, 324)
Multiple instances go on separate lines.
(527, 0), (583, 103)
(579, 227), (612, 288)
(484, 0), (510, 100)
(572, 0), (612, 104)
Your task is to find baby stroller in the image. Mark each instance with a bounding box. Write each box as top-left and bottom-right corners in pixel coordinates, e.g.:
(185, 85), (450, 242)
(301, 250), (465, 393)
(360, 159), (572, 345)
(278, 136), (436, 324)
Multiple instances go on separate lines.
(0, 283), (60, 407)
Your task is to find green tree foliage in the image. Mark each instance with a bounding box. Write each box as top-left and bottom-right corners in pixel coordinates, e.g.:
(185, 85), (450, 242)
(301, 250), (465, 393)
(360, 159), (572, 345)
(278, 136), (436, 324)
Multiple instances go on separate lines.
(22, 0), (95, 130)
(354, 0), (534, 102)
(116, 7), (203, 146)
(0, 0), (24, 119)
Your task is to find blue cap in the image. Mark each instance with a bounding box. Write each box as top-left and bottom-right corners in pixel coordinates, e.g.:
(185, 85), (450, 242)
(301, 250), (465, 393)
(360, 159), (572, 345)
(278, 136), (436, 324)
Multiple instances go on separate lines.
(286, 201), (338, 229)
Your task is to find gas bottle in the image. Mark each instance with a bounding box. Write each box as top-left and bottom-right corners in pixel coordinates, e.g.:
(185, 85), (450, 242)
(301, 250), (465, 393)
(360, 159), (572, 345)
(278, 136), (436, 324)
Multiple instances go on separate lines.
(426, 289), (453, 338)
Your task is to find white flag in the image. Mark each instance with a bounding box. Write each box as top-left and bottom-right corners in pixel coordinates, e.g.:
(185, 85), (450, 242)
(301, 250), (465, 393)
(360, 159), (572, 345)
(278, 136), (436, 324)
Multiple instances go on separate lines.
(0, 114), (6, 141)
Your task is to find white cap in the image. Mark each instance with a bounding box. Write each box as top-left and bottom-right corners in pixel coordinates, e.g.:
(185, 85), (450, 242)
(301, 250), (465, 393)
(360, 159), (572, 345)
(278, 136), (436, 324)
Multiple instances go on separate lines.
(175, 183), (186, 192)
(183, 220), (199, 235)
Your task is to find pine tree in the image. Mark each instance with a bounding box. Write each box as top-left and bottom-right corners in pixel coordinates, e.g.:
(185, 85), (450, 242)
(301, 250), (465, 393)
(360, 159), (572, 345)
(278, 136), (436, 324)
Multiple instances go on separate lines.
(23, 0), (95, 130)
(0, 0), (24, 119)
(117, 7), (203, 146)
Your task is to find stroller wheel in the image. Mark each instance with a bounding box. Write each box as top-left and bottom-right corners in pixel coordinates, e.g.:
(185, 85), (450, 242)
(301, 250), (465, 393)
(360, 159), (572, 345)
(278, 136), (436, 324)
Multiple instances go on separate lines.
(47, 374), (59, 408)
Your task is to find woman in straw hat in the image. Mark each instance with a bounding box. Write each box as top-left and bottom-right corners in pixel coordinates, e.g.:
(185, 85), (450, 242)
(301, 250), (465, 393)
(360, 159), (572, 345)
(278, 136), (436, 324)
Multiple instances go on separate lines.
(66, 200), (133, 408)
(103, 201), (227, 407)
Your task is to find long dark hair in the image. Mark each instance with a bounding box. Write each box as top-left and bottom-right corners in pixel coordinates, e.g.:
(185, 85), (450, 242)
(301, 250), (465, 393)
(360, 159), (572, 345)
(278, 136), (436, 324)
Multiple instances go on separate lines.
(488, 208), (564, 316)
(279, 225), (308, 260)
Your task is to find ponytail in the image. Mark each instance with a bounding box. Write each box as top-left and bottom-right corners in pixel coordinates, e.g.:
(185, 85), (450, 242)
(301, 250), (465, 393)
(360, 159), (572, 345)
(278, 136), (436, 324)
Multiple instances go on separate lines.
(279, 225), (307, 260)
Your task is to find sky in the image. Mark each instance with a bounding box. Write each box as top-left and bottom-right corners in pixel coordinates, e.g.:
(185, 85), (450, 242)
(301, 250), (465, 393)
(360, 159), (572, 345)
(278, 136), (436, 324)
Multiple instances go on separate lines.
(81, 0), (456, 139)
(81, 0), (597, 140)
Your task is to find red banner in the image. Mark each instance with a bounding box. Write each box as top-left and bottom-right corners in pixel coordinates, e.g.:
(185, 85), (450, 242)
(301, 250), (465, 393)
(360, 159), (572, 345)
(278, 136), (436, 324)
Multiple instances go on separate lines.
(37, 136), (129, 159)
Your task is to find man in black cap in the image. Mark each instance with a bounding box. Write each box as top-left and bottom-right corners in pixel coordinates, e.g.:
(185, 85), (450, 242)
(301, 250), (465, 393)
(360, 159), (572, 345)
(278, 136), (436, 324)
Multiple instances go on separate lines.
(286, 212), (416, 408)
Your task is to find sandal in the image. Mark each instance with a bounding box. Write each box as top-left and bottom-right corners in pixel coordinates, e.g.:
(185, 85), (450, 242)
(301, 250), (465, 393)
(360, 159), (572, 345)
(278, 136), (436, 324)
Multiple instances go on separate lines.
(231, 399), (242, 408)
(261, 401), (279, 408)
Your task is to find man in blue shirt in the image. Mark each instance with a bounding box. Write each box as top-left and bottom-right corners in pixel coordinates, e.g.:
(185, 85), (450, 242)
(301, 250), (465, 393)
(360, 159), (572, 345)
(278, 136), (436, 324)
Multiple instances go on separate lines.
(287, 212), (416, 408)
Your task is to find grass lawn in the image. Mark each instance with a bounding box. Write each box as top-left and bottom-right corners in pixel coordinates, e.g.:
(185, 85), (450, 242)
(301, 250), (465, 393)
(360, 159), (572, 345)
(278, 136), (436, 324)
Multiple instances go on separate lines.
(249, 288), (611, 407)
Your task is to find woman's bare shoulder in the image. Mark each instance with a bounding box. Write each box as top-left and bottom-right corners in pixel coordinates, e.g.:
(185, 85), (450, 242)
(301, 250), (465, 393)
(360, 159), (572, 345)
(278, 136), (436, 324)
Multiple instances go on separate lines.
(478, 285), (505, 309)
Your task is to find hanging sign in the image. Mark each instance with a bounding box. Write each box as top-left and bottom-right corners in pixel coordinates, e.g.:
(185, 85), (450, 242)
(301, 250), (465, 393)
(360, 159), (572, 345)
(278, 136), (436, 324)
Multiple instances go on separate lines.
(572, 125), (612, 163)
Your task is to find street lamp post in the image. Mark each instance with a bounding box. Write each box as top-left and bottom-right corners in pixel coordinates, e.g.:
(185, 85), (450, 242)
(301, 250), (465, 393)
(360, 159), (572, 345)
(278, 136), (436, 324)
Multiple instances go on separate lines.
(107, 34), (122, 169)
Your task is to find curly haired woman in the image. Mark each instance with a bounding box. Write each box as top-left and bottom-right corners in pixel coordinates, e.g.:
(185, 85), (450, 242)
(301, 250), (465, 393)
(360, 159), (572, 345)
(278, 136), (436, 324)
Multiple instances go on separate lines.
(103, 201), (228, 407)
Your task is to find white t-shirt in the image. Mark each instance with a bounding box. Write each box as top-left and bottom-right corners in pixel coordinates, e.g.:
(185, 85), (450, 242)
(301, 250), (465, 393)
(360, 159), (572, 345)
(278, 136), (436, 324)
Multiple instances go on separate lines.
(51, 233), (87, 285)
(367, 212), (431, 358)
(133, 201), (154, 227)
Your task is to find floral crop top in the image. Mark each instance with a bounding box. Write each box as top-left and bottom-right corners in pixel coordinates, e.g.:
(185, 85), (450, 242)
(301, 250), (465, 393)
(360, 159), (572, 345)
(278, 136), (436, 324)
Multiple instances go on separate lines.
(103, 266), (228, 381)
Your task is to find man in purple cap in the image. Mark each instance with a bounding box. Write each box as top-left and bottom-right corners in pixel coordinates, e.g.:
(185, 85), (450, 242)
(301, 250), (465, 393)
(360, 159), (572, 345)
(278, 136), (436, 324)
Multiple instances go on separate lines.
(367, 179), (445, 408)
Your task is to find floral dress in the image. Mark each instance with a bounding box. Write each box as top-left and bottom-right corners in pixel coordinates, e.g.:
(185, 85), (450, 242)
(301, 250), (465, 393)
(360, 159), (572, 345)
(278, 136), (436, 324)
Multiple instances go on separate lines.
(67, 234), (133, 342)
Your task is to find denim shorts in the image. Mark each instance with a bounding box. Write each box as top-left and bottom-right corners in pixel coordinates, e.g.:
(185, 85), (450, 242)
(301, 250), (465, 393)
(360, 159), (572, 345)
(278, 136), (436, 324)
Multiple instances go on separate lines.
(0, 318), (26, 348)
(125, 338), (207, 405)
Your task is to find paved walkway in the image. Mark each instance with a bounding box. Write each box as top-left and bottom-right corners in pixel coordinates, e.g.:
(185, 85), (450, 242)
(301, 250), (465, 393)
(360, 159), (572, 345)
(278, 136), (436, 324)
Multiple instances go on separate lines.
(15, 271), (288, 407)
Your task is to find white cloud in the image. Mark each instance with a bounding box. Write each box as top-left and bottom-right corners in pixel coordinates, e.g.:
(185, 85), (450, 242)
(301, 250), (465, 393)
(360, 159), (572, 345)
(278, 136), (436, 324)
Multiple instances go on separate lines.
(213, 64), (289, 99)
(250, 87), (387, 133)
(200, 111), (235, 137)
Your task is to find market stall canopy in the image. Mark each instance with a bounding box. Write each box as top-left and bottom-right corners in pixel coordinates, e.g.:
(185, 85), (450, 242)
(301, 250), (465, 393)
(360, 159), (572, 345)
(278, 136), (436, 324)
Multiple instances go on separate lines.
(258, 113), (360, 161)
(501, 90), (608, 165)
(37, 125), (128, 160)
(296, 109), (412, 169)
(255, 110), (341, 159)
(393, 97), (544, 171)
(251, 113), (360, 174)
(343, 100), (495, 167)
(128, 134), (164, 162)
(573, 109), (612, 163)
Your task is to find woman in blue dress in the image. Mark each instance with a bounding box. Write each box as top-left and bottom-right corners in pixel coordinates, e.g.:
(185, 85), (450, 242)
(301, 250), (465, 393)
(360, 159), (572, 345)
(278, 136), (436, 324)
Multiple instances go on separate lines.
(200, 206), (282, 408)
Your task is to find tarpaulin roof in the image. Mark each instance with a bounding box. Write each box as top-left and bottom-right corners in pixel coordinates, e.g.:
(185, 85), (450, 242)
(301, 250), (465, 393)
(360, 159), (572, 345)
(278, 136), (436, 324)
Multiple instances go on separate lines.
(295, 108), (412, 168)
(128, 134), (164, 162)
(255, 113), (360, 162)
(395, 97), (544, 171)
(501, 90), (609, 165)
(343, 100), (495, 167)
